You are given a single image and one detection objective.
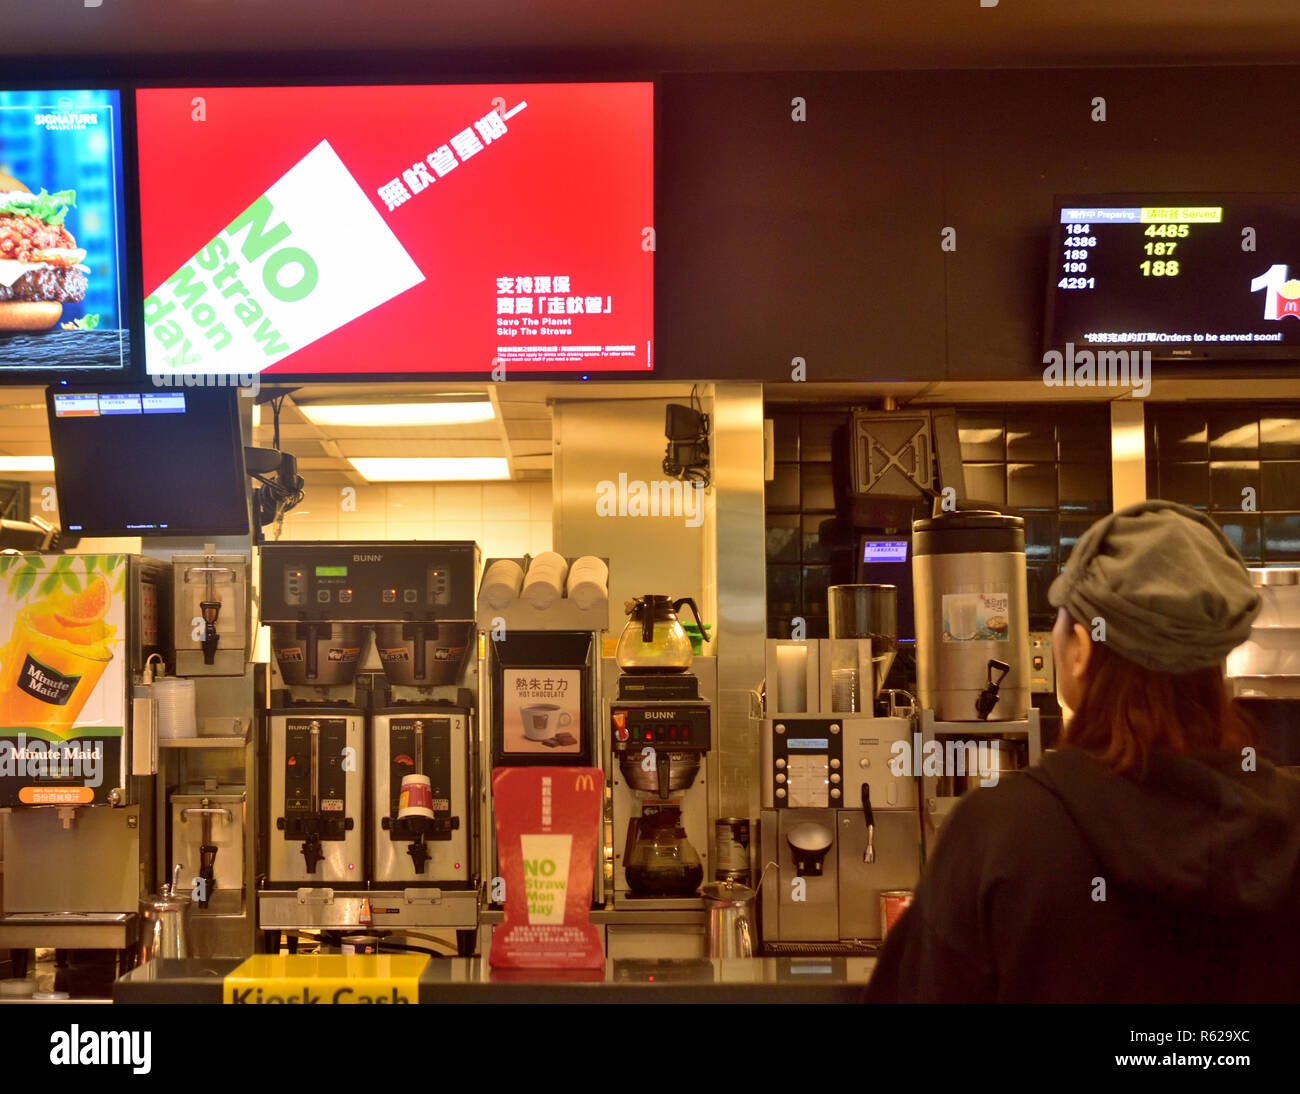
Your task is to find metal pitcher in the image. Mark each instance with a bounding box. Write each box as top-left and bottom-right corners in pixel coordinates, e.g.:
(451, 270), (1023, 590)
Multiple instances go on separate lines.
(139, 865), (191, 963)
(701, 880), (756, 958)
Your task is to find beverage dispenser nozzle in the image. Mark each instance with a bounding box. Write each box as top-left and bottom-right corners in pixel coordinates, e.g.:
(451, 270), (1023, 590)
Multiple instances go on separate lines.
(199, 845), (217, 904)
(656, 750), (673, 801)
(182, 557), (237, 667)
(305, 623), (321, 682)
(975, 659), (1011, 720)
(861, 783), (875, 864)
(200, 600), (222, 665)
(406, 831), (431, 874)
(182, 802), (232, 908)
(787, 822), (834, 878)
(301, 830), (324, 874)
(302, 724), (324, 873)
(407, 622), (428, 682)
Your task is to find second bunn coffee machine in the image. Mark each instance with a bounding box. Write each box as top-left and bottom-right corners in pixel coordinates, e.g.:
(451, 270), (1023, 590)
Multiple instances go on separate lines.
(608, 595), (714, 910)
(257, 541), (480, 940)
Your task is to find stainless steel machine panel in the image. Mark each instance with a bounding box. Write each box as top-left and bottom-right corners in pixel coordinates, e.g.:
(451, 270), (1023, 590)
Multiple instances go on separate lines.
(761, 715), (914, 810)
(758, 808), (922, 944)
(172, 553), (249, 676)
(371, 709), (473, 888)
(260, 542), (480, 623)
(2, 805), (141, 914)
(835, 809), (922, 939)
(267, 709), (364, 887)
(172, 791), (245, 911)
(759, 809), (840, 942)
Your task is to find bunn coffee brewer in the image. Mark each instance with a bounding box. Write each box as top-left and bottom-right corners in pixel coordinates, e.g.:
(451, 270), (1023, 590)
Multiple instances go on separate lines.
(258, 541), (479, 938)
(608, 598), (714, 909)
(268, 709), (364, 885)
(370, 611), (476, 900)
(370, 708), (471, 885)
(260, 546), (369, 892)
(610, 696), (712, 907)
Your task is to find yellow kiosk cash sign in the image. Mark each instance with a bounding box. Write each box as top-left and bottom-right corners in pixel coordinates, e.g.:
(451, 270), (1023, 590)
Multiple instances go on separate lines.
(223, 955), (427, 1004)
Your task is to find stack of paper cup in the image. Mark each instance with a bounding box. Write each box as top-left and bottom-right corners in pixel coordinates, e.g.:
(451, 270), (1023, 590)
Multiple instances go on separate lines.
(522, 552), (569, 609)
(566, 556), (609, 609)
(482, 559), (525, 609)
(398, 774), (435, 820)
(154, 677), (198, 739)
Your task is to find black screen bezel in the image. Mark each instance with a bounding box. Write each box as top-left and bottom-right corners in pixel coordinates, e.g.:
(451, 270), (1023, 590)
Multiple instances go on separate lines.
(44, 381), (251, 538)
(1043, 191), (1300, 362)
(131, 76), (659, 384)
(0, 83), (140, 385)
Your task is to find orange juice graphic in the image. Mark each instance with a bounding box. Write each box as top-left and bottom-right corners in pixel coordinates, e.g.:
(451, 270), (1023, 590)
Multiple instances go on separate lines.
(0, 574), (116, 737)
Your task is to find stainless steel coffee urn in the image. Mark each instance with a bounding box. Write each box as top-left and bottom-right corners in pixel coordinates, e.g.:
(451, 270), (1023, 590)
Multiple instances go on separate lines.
(912, 511), (1030, 722)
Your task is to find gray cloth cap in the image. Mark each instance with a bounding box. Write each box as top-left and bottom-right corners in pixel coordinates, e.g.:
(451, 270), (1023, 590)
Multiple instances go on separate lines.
(1048, 499), (1261, 673)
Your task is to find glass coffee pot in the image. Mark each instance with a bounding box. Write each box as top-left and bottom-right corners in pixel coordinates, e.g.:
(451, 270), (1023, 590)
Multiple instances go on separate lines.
(616, 595), (706, 673)
(624, 807), (704, 897)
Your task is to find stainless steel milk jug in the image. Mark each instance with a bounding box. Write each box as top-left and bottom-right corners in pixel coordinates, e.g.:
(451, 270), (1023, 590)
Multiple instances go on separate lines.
(702, 881), (756, 958)
(139, 864), (192, 962)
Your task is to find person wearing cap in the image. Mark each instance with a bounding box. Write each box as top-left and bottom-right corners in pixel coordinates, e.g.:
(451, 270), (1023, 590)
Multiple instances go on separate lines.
(865, 500), (1300, 1003)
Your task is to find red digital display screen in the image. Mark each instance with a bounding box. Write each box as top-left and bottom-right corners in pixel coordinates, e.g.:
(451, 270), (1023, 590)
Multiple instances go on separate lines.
(135, 83), (654, 379)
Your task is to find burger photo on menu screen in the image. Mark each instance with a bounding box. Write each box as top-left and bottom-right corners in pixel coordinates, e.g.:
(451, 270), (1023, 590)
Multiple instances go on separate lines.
(0, 172), (89, 332)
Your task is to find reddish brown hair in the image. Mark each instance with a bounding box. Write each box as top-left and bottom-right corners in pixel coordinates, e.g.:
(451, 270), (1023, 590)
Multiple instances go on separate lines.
(1062, 634), (1255, 775)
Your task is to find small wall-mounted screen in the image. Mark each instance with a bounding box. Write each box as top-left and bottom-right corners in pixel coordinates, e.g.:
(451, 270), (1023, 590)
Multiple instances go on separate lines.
(862, 540), (909, 563)
(1045, 195), (1300, 360)
(47, 385), (249, 538)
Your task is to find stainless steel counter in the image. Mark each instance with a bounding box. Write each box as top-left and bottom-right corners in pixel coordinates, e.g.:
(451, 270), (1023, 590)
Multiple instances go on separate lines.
(113, 955), (875, 1003)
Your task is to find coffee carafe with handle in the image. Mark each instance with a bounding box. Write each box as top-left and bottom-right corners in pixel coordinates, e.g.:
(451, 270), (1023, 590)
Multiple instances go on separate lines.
(616, 595), (706, 673)
(624, 807), (704, 896)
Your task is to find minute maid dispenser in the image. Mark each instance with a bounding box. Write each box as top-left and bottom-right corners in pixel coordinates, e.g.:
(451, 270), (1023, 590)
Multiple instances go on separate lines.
(0, 553), (170, 967)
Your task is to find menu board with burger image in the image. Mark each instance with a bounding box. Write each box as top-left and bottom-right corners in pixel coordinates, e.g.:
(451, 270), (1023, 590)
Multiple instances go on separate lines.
(0, 554), (127, 807)
(0, 90), (128, 376)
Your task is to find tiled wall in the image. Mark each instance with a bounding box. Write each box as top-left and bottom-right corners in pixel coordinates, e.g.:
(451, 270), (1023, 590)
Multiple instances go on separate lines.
(764, 405), (1115, 636)
(1144, 405), (1300, 563)
(276, 480), (553, 558)
(765, 411), (848, 638)
(14, 477), (554, 558)
(956, 404), (1113, 628)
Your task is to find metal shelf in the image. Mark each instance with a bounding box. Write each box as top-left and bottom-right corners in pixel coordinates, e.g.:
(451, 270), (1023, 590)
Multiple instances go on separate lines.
(159, 735), (248, 750)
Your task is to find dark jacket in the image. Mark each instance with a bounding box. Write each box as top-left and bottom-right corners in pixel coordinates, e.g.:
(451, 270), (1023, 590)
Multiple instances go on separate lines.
(864, 747), (1300, 1003)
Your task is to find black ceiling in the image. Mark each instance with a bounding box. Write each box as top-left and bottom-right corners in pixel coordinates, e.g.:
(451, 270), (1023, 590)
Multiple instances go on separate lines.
(5, 0), (1300, 74)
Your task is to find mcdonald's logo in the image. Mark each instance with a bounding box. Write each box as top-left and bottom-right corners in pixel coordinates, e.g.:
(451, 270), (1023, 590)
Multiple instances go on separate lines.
(574, 774), (596, 792)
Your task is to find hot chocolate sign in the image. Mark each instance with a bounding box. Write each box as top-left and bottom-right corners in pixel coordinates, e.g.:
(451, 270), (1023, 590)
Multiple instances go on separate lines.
(502, 667), (581, 755)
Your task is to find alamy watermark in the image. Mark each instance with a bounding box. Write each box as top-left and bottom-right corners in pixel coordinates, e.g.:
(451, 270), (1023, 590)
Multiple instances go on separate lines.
(889, 733), (1003, 788)
(595, 473), (704, 527)
(150, 369), (261, 398)
(1042, 342), (1151, 399)
(50, 1026), (150, 1074)
(0, 735), (103, 787)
